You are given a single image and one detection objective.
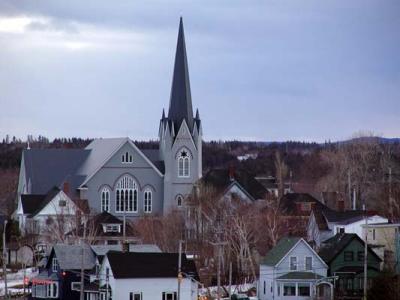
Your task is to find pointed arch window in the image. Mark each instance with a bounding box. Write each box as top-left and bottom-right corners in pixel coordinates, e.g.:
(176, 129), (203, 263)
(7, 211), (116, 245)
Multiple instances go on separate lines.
(144, 189), (152, 213)
(177, 150), (190, 178)
(101, 187), (110, 212)
(115, 175), (138, 213)
(176, 195), (183, 207)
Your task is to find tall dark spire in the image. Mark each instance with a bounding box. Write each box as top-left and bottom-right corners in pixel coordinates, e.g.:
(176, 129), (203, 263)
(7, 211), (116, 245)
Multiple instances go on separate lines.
(168, 17), (194, 132)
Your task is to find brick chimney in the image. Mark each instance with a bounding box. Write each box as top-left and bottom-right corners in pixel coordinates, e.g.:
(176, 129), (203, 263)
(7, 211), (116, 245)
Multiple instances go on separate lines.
(229, 165), (235, 181)
(62, 181), (70, 195)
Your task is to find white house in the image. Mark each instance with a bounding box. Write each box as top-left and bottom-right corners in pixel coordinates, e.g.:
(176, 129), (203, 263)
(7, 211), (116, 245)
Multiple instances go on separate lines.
(259, 237), (331, 300)
(15, 186), (84, 241)
(97, 251), (199, 300)
(307, 209), (388, 248)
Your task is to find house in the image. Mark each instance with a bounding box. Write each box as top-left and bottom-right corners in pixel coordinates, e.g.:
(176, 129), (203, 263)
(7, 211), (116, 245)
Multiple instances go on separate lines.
(15, 186), (85, 242)
(15, 18), (202, 233)
(259, 237), (331, 300)
(361, 222), (400, 270)
(199, 168), (269, 203)
(308, 208), (388, 249)
(68, 211), (139, 245)
(96, 251), (199, 300)
(31, 244), (96, 300)
(255, 175), (291, 197)
(278, 193), (331, 237)
(318, 233), (382, 300)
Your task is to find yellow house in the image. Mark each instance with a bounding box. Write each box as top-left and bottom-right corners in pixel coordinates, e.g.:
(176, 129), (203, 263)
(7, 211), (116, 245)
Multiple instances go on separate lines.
(362, 222), (400, 270)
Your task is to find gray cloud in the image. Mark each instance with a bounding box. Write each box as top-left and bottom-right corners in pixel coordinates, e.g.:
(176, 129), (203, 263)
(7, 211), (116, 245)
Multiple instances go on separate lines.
(0, 0), (399, 142)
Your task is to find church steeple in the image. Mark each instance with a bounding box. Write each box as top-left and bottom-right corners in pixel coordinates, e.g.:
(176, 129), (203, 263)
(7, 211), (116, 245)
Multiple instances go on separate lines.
(168, 17), (194, 132)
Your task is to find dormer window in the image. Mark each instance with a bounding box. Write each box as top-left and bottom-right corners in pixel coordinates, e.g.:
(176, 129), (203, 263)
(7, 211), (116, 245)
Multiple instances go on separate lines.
(104, 224), (121, 233)
(178, 150), (190, 178)
(122, 152), (133, 163)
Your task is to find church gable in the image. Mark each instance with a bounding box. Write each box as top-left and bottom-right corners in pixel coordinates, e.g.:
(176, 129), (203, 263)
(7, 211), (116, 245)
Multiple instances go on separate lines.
(173, 119), (197, 150)
(104, 141), (158, 170)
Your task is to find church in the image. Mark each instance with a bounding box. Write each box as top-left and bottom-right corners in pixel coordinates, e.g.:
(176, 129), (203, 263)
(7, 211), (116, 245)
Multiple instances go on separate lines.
(15, 18), (202, 233)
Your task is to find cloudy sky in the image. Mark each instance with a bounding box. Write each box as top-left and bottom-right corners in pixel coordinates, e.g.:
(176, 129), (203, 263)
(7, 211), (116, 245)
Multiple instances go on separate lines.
(0, 1), (399, 142)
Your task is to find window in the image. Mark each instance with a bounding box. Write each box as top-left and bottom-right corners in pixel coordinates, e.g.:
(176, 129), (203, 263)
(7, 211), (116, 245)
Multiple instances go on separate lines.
(122, 152), (133, 163)
(144, 190), (152, 213)
(59, 200), (66, 207)
(357, 251), (365, 261)
(101, 188), (110, 212)
(305, 256), (312, 270)
(298, 283), (310, 296)
(283, 283), (296, 296)
(46, 282), (58, 298)
(301, 202), (312, 211)
(344, 251), (354, 261)
(52, 257), (58, 272)
(105, 224), (121, 233)
(115, 175), (138, 213)
(372, 229), (376, 240)
(162, 292), (177, 300)
(290, 256), (297, 270)
(337, 227), (345, 234)
(176, 195), (183, 207)
(347, 278), (353, 290)
(129, 292), (142, 300)
(177, 150), (190, 177)
(71, 282), (81, 291)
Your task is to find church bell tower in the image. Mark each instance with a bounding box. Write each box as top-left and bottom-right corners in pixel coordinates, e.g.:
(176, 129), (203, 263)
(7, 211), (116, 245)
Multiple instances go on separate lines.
(159, 18), (202, 213)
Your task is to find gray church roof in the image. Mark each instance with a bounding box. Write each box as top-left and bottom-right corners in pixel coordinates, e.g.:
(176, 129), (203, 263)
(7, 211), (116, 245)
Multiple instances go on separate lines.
(23, 137), (165, 198)
(23, 148), (90, 195)
(167, 17), (194, 133)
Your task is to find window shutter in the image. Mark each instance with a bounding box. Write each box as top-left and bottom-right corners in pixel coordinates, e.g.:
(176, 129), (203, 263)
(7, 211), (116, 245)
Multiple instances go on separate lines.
(174, 292), (177, 300)
(162, 292), (165, 300)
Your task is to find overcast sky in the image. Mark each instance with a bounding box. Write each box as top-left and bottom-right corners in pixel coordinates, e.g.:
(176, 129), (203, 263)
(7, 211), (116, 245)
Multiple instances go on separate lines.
(0, 1), (399, 142)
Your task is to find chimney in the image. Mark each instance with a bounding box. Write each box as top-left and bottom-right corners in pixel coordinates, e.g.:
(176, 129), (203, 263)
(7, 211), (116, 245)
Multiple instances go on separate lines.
(63, 181), (70, 195)
(229, 165), (235, 181)
(337, 200), (345, 212)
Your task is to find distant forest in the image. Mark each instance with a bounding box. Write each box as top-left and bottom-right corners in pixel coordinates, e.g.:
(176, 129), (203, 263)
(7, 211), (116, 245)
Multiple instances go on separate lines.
(1, 134), (399, 216)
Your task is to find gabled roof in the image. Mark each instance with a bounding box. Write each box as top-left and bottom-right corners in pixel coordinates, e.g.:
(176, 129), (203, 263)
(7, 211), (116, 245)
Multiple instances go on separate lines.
(279, 193), (332, 216)
(50, 244), (96, 270)
(23, 148), (90, 195)
(322, 209), (375, 224)
(93, 211), (123, 225)
(167, 17), (194, 133)
(261, 237), (300, 266)
(318, 233), (382, 264)
(201, 169), (268, 201)
(21, 186), (61, 217)
(79, 138), (164, 187)
(106, 251), (198, 280)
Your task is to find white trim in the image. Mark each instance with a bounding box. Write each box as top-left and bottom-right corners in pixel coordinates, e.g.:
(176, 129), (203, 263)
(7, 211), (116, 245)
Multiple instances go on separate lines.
(304, 256), (313, 271)
(173, 119), (197, 150)
(143, 189), (152, 213)
(289, 256), (297, 271)
(275, 238), (328, 268)
(79, 138), (163, 188)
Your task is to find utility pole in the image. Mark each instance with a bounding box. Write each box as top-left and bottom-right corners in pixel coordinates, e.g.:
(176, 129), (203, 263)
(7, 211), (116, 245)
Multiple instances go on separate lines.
(363, 204), (368, 300)
(389, 167), (393, 218)
(80, 220), (87, 300)
(228, 262), (232, 299)
(177, 240), (183, 300)
(348, 170), (352, 208)
(2, 220), (8, 300)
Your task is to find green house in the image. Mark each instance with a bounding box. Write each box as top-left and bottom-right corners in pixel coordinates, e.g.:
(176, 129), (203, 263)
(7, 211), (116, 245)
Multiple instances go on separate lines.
(318, 233), (381, 299)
